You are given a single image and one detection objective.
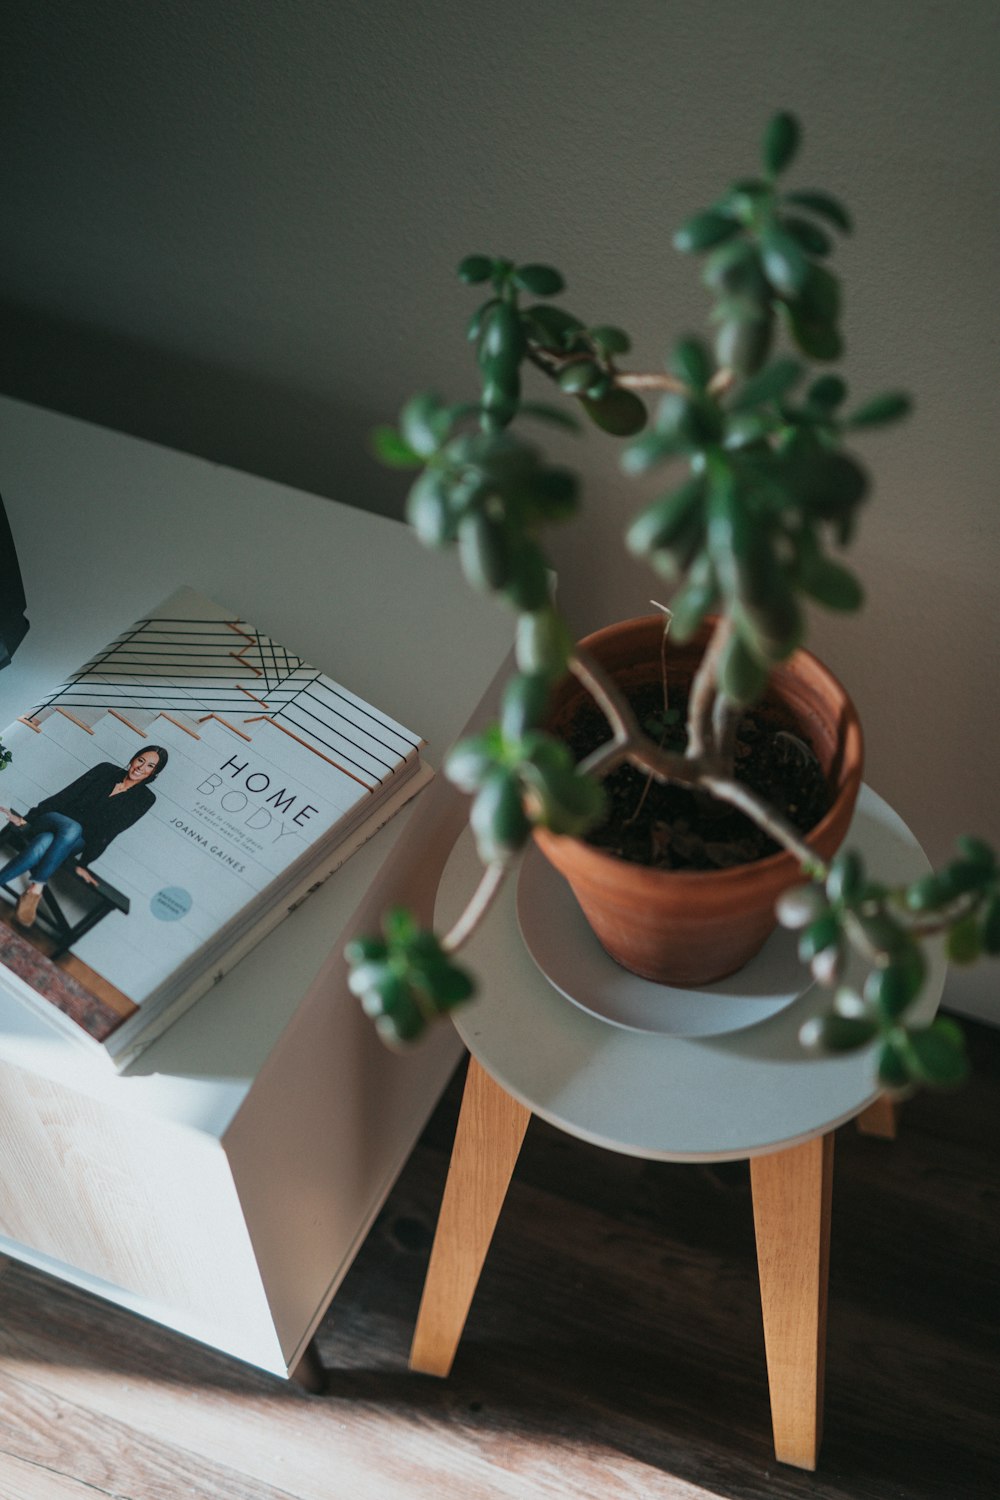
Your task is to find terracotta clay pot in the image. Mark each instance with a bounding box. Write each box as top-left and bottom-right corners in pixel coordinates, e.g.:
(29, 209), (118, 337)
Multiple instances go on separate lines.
(533, 615), (864, 986)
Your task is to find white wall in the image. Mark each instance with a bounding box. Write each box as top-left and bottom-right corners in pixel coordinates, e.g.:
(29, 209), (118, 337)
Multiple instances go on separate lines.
(2, 0), (998, 1018)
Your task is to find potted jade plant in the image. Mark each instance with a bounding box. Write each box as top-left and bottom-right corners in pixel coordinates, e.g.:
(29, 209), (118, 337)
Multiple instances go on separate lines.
(347, 111), (998, 1092)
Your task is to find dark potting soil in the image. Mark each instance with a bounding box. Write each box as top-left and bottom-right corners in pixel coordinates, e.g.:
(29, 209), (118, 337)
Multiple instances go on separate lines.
(565, 681), (831, 872)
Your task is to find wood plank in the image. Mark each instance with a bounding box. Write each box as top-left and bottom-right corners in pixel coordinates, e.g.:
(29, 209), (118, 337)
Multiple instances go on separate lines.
(411, 1055), (531, 1377)
(750, 1133), (834, 1469)
(855, 1096), (898, 1139)
(0, 1366), (292, 1499)
(0, 1452), (113, 1500)
(0, 1021), (995, 1500)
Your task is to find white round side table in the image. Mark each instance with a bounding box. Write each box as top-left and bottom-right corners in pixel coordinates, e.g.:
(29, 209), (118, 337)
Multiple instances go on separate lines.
(409, 786), (945, 1470)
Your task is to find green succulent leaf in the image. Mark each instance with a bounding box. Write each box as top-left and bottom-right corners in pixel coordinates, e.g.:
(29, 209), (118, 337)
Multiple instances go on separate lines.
(799, 554), (865, 612)
(524, 755), (606, 835)
(479, 301), (525, 368)
(522, 304), (586, 348)
(581, 388), (648, 436)
(956, 836), (996, 871)
(718, 176), (771, 216)
(512, 263), (566, 296)
(457, 254), (494, 284)
(807, 375), (848, 411)
(625, 477), (706, 559)
(845, 392), (913, 429)
(400, 393), (452, 458)
(347, 912), (478, 1046)
(784, 189), (853, 234)
(863, 953), (926, 1021)
(620, 429), (690, 475)
(853, 910), (911, 961)
(708, 476), (795, 657)
(796, 263), (842, 323)
(782, 215), (833, 257)
(826, 850), (865, 905)
(728, 357), (804, 412)
(783, 304), (843, 362)
(516, 607), (573, 677)
(668, 555), (719, 640)
(410, 959), (476, 1009)
(801, 1012), (878, 1053)
(503, 540), (552, 612)
(445, 731), (503, 793)
(589, 324), (631, 356)
(877, 1038), (913, 1091)
(670, 337), (714, 390)
(471, 768), (532, 861)
(904, 1018), (970, 1088)
(479, 375), (519, 430)
(761, 111), (801, 177)
(906, 860), (992, 911)
(703, 240), (768, 296)
(715, 312), (773, 378)
(947, 914), (983, 965)
(372, 425), (423, 469)
(793, 449), (869, 521)
(674, 210), (741, 254)
(382, 905), (420, 947)
(406, 470), (455, 547)
(458, 512), (512, 592)
(723, 413), (773, 449)
(760, 225), (810, 297)
(344, 934), (388, 966)
(904, 873), (946, 913)
(776, 883), (829, 930)
(585, 372), (612, 401)
(799, 911), (842, 963)
(558, 361), (602, 395)
(739, 589), (804, 665)
(516, 400), (581, 431)
(467, 298), (499, 344)
(501, 672), (551, 741)
(644, 509), (706, 582)
(519, 465), (579, 523)
(720, 625), (769, 705)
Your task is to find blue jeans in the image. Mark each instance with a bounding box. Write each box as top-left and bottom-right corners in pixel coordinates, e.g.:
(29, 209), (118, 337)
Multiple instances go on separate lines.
(0, 812), (86, 885)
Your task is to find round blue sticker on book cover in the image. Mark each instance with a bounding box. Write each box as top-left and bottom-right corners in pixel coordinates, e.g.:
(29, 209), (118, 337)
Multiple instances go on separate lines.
(151, 886), (192, 921)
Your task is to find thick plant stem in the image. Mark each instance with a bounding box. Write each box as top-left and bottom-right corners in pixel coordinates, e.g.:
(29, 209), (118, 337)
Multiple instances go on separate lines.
(569, 649), (639, 753)
(569, 647), (822, 869)
(686, 615), (733, 762)
(441, 861), (508, 955)
(713, 693), (742, 770)
(702, 774), (821, 869)
(613, 372), (689, 394)
(525, 345), (690, 395)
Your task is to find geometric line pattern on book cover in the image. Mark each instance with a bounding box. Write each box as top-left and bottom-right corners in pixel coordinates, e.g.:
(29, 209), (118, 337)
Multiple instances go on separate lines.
(28, 613), (421, 788)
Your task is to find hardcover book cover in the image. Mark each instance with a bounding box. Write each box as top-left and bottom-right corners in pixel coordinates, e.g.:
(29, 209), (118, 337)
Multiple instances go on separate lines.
(0, 587), (428, 1065)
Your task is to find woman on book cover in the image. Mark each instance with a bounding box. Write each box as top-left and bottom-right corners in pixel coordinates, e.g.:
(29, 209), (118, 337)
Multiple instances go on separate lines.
(0, 745), (168, 929)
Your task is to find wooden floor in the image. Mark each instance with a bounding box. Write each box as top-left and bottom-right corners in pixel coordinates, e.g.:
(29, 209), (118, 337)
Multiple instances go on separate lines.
(0, 1021), (997, 1500)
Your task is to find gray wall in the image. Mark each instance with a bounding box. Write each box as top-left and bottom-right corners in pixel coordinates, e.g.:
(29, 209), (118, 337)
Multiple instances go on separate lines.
(2, 1), (998, 1018)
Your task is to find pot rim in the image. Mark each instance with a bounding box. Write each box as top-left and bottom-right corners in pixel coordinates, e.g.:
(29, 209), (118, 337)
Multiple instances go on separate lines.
(534, 612), (864, 887)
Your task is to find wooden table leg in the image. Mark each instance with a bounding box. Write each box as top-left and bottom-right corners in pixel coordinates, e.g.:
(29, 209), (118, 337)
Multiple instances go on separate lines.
(410, 1055), (531, 1377)
(289, 1337), (326, 1394)
(855, 1095), (898, 1139)
(750, 1133), (834, 1470)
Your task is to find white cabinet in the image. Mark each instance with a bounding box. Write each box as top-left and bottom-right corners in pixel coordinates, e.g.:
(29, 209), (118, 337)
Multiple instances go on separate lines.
(0, 397), (511, 1374)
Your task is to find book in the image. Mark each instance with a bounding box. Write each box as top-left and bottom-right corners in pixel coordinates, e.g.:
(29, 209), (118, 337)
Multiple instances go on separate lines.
(0, 586), (430, 1067)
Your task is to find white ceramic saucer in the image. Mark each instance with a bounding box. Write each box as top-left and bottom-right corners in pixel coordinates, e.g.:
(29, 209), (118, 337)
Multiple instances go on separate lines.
(515, 844), (812, 1038)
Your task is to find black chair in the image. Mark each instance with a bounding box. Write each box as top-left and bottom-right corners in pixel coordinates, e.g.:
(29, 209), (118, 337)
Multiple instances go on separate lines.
(0, 816), (130, 958)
